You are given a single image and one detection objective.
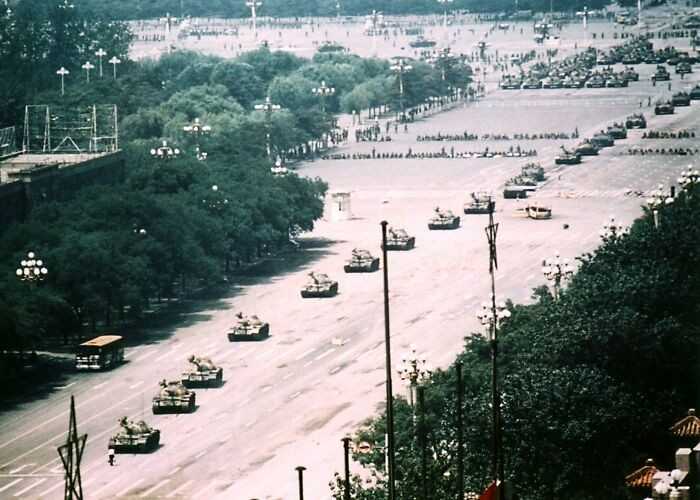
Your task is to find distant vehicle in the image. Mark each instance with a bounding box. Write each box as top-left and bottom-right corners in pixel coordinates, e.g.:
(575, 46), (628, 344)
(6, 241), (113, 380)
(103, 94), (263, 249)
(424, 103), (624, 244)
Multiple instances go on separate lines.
(605, 76), (627, 88)
(606, 123), (628, 140)
(575, 140), (599, 156)
(690, 85), (700, 100)
(514, 204), (552, 220)
(591, 132), (614, 148)
(498, 23), (510, 30)
(108, 417), (160, 453)
(521, 77), (542, 89)
(75, 335), (124, 371)
(228, 313), (270, 341)
(300, 272), (339, 298)
(585, 75), (606, 88)
(428, 207), (460, 230)
(625, 113), (647, 129)
(384, 227), (416, 250)
(621, 67), (639, 82)
(676, 62), (693, 75)
(555, 146), (582, 165)
(671, 92), (690, 107)
(503, 186), (533, 199)
(652, 66), (671, 82)
(409, 36), (436, 48)
(181, 355), (223, 388)
(655, 100), (675, 115)
(344, 248), (380, 273)
(464, 192), (495, 214)
(152, 380), (196, 414)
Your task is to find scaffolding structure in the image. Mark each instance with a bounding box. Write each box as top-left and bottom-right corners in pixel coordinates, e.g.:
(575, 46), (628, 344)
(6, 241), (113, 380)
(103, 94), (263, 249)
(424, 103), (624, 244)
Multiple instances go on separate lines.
(23, 104), (119, 154)
(0, 126), (17, 158)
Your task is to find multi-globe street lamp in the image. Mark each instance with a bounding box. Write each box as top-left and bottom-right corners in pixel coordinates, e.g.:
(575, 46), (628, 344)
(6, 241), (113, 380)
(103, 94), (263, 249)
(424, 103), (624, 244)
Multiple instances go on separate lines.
(390, 57), (413, 117)
(56, 67), (69, 96)
(646, 184), (674, 228)
(15, 251), (48, 282)
(541, 252), (574, 300)
(150, 140), (180, 160)
(254, 96), (281, 159)
(599, 216), (625, 240)
(678, 165), (699, 192)
(95, 48), (107, 78)
(108, 56), (121, 79)
(312, 80), (335, 116)
(81, 61), (94, 83)
(203, 185), (229, 211)
(397, 344), (431, 407)
(246, 0), (262, 39)
(183, 118), (211, 161)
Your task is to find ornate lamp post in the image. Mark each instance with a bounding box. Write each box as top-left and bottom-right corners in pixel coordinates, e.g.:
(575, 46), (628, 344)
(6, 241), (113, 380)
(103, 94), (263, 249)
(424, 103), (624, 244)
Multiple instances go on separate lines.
(56, 67), (70, 96)
(678, 165), (699, 192)
(542, 252), (574, 300)
(150, 140), (180, 160)
(397, 344), (430, 407)
(254, 96), (281, 159)
(108, 56), (121, 80)
(202, 185), (229, 211)
(183, 118), (211, 161)
(646, 184), (674, 228)
(599, 216), (625, 240)
(16, 251), (48, 282)
(95, 48), (107, 78)
(81, 61), (94, 83)
(246, 0), (262, 39)
(312, 80), (335, 116)
(390, 57), (413, 117)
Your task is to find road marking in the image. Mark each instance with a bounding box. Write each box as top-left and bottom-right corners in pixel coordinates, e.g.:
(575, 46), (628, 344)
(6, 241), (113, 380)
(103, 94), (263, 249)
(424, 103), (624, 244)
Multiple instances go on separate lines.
(167, 466), (182, 477)
(195, 451), (206, 459)
(253, 348), (277, 361)
(0, 479), (23, 493)
(93, 381), (108, 390)
(140, 479), (170, 498)
(294, 348), (316, 361)
(129, 381), (144, 389)
(314, 348), (336, 361)
(38, 480), (63, 497)
(57, 382), (76, 390)
(302, 360), (313, 368)
(13, 478), (46, 497)
(90, 477), (123, 499)
(117, 477), (144, 497)
(289, 391), (302, 399)
(9, 464), (34, 474)
(261, 385), (272, 393)
(282, 372), (294, 380)
(165, 479), (194, 498)
(330, 365), (342, 374)
(132, 349), (157, 362)
(237, 397), (251, 408)
(245, 419), (256, 428)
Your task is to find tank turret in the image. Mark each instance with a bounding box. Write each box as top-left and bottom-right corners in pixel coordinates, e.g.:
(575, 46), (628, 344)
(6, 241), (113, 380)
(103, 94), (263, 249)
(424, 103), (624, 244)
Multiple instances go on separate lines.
(300, 272), (339, 298)
(181, 355), (223, 387)
(228, 312), (270, 341)
(428, 207), (460, 230)
(108, 417), (160, 453)
(344, 248), (380, 273)
(152, 380), (196, 414)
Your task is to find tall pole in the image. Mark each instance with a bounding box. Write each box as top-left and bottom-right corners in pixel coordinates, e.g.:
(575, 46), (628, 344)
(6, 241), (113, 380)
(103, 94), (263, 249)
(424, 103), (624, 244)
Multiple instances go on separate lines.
(456, 361), (464, 500)
(342, 438), (351, 500)
(380, 221), (397, 500)
(295, 466), (306, 500)
(418, 386), (428, 500)
(58, 395), (86, 500)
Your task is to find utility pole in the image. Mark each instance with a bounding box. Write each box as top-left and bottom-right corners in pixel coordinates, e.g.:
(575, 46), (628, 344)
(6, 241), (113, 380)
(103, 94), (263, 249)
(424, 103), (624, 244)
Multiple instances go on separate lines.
(58, 395), (87, 500)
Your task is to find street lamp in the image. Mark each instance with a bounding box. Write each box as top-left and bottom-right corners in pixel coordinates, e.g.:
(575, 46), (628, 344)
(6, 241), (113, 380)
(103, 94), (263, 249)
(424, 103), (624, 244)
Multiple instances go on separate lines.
(436, 47), (453, 82)
(599, 216), (625, 239)
(541, 252), (574, 300)
(678, 165), (699, 192)
(56, 67), (69, 96)
(646, 184), (674, 228)
(203, 185), (229, 211)
(254, 96), (281, 159)
(436, 0), (453, 39)
(271, 156), (288, 176)
(246, 0), (262, 39)
(183, 118), (212, 160)
(312, 80), (335, 116)
(15, 251), (48, 282)
(397, 344), (431, 407)
(390, 57), (413, 117)
(150, 140), (180, 160)
(108, 56), (121, 79)
(95, 48), (107, 78)
(81, 61), (94, 83)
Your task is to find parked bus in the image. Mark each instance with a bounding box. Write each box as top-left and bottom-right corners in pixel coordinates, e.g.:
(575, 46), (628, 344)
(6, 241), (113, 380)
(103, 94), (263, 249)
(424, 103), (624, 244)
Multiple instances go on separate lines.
(75, 335), (124, 370)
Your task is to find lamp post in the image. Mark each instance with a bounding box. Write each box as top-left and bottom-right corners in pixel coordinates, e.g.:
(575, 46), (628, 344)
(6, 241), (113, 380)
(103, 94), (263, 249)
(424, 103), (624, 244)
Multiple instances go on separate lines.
(541, 252), (574, 300)
(108, 56), (121, 80)
(312, 80), (335, 116)
(16, 251), (48, 282)
(397, 344), (430, 407)
(202, 185), (229, 212)
(150, 140), (180, 160)
(390, 57), (413, 118)
(295, 466), (306, 500)
(183, 118), (211, 161)
(436, 47), (452, 83)
(599, 216), (625, 240)
(341, 437), (351, 500)
(678, 165), (699, 192)
(437, 0), (453, 40)
(254, 96), (281, 159)
(246, 0), (262, 39)
(56, 67), (69, 96)
(81, 62), (94, 83)
(646, 184), (675, 228)
(95, 48), (107, 78)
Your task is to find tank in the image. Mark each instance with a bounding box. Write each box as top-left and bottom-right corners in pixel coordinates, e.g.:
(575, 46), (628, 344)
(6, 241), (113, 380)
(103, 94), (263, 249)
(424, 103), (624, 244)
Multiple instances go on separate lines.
(585, 75), (606, 88)
(500, 75), (522, 90)
(409, 36), (436, 48)
(625, 113), (647, 129)
(384, 227), (416, 250)
(655, 100), (675, 115)
(344, 248), (380, 273)
(621, 67), (639, 82)
(108, 417), (160, 453)
(652, 65), (671, 82)
(676, 62), (693, 74)
(152, 380), (196, 414)
(521, 163), (545, 181)
(428, 207), (460, 230)
(575, 140), (599, 156)
(591, 132), (614, 148)
(671, 92), (690, 107)
(606, 123), (628, 139)
(228, 313), (270, 341)
(464, 192), (495, 214)
(521, 77), (542, 89)
(690, 85), (700, 100)
(300, 272), (339, 298)
(181, 355), (223, 388)
(605, 76), (627, 88)
(555, 146), (582, 165)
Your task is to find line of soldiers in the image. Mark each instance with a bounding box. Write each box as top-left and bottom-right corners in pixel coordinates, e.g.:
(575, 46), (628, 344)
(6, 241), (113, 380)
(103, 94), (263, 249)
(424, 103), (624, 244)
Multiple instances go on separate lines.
(417, 130), (579, 141)
(627, 148), (698, 156)
(642, 130), (696, 139)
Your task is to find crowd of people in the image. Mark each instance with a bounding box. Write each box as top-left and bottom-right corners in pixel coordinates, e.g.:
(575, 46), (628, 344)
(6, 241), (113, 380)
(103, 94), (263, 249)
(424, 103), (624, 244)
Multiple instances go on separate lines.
(642, 129), (696, 139)
(417, 129), (579, 141)
(626, 148), (698, 156)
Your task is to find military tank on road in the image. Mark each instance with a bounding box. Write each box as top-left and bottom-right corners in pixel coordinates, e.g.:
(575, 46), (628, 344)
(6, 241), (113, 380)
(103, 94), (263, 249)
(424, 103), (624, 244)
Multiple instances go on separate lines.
(655, 100), (675, 115)
(464, 192), (495, 214)
(585, 74), (606, 88)
(690, 85), (700, 100)
(672, 92), (691, 107)
(555, 146), (582, 165)
(300, 272), (339, 298)
(409, 36), (436, 48)
(621, 67), (639, 82)
(676, 61), (693, 75)
(384, 227), (415, 250)
(108, 417), (160, 453)
(344, 248), (380, 273)
(652, 65), (671, 82)
(181, 355), (223, 387)
(575, 140), (599, 156)
(625, 113), (647, 129)
(591, 132), (615, 148)
(228, 312), (270, 340)
(606, 123), (628, 139)
(428, 207), (460, 230)
(152, 380), (196, 414)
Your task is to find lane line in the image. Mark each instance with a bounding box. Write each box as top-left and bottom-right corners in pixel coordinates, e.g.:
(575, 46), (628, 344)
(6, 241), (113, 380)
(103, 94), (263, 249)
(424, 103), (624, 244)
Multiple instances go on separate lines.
(132, 349), (157, 362)
(140, 479), (170, 498)
(58, 382), (76, 390)
(116, 477), (144, 497)
(302, 360), (313, 368)
(282, 372), (294, 380)
(38, 480), (63, 497)
(167, 466), (182, 477)
(89, 477), (122, 499)
(93, 381), (108, 390)
(294, 348), (316, 361)
(13, 478), (46, 497)
(314, 348), (336, 361)
(195, 451), (206, 459)
(165, 479), (194, 498)
(0, 479), (23, 493)
(261, 385), (272, 393)
(128, 381), (144, 390)
(9, 464), (34, 474)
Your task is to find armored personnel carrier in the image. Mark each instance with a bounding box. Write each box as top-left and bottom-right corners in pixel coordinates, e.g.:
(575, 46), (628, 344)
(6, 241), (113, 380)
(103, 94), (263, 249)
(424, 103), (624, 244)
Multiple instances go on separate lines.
(464, 192), (495, 214)
(300, 272), (339, 298)
(152, 380), (195, 414)
(606, 123), (628, 139)
(555, 146), (582, 165)
(428, 207), (460, 230)
(108, 417), (160, 453)
(384, 227), (416, 250)
(228, 312), (270, 341)
(575, 140), (599, 156)
(625, 113), (647, 129)
(652, 65), (671, 82)
(591, 132), (614, 148)
(344, 248), (380, 273)
(655, 100), (675, 115)
(672, 92), (691, 107)
(181, 355), (223, 388)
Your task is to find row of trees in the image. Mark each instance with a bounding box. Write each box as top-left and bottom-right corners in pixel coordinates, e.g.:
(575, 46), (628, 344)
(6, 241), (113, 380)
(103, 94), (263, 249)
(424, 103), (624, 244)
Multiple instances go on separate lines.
(332, 182), (700, 499)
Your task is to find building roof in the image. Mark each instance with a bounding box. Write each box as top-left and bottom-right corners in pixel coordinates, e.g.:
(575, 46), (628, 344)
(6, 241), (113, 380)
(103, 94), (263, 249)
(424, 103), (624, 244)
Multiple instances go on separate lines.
(625, 459), (658, 489)
(670, 409), (700, 438)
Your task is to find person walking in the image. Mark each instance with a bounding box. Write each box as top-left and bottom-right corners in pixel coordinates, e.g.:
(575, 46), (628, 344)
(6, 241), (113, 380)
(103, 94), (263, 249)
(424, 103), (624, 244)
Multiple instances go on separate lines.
(108, 448), (115, 466)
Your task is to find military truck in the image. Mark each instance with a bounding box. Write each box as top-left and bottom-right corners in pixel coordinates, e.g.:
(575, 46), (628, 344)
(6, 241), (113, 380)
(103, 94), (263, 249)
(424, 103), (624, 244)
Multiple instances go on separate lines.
(344, 248), (380, 273)
(228, 313), (270, 341)
(384, 227), (415, 250)
(428, 207), (461, 230)
(464, 192), (495, 214)
(152, 380), (196, 414)
(181, 355), (223, 388)
(108, 417), (160, 453)
(300, 272), (339, 298)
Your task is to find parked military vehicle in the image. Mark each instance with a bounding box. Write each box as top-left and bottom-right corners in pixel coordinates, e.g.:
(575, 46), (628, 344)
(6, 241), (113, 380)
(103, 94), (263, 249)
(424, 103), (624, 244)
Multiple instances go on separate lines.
(344, 248), (380, 273)
(676, 61), (693, 74)
(384, 227), (416, 250)
(181, 355), (223, 388)
(606, 123), (628, 139)
(690, 85), (700, 100)
(228, 312), (270, 340)
(655, 100), (675, 115)
(428, 207), (460, 230)
(555, 146), (582, 165)
(585, 75), (606, 88)
(575, 140), (599, 156)
(521, 77), (542, 89)
(300, 272), (339, 298)
(409, 36), (436, 48)
(605, 75), (627, 88)
(672, 92), (691, 107)
(621, 67), (639, 82)
(652, 65), (671, 82)
(152, 380), (196, 414)
(464, 192), (495, 214)
(625, 113), (647, 129)
(591, 132), (614, 148)
(108, 417), (160, 453)
(501, 76), (522, 89)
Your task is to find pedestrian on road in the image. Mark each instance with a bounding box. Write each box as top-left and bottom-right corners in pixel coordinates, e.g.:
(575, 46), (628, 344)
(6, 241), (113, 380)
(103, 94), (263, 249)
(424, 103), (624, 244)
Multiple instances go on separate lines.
(108, 448), (115, 466)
